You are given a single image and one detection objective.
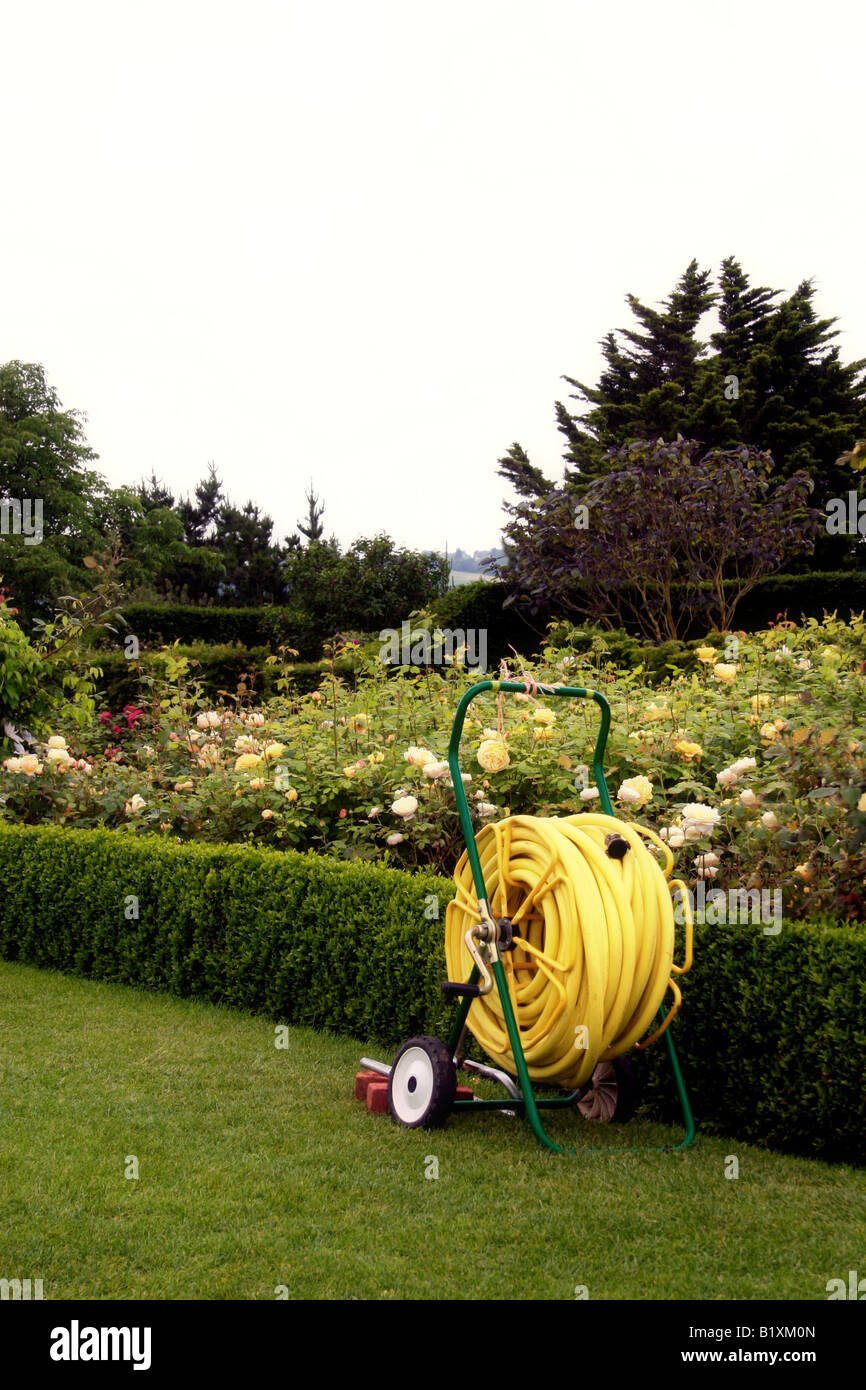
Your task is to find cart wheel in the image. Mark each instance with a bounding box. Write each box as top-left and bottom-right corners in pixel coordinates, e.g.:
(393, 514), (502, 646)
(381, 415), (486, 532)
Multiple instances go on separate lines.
(577, 1055), (637, 1123)
(388, 1036), (456, 1129)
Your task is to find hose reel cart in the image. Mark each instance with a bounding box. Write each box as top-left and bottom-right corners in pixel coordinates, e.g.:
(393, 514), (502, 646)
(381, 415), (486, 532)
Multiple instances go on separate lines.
(361, 680), (695, 1155)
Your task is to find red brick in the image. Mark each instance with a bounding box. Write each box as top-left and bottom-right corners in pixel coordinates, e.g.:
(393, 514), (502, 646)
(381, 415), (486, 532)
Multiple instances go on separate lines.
(454, 1086), (475, 1102)
(366, 1080), (390, 1114)
(354, 1070), (385, 1101)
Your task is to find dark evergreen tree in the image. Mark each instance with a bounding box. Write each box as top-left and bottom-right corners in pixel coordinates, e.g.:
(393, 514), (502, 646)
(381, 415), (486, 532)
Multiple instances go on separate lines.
(500, 259), (866, 567)
(555, 259), (717, 484)
(177, 463), (224, 546)
(137, 471), (175, 512)
(297, 483), (325, 544)
(496, 443), (554, 499)
(217, 500), (286, 605)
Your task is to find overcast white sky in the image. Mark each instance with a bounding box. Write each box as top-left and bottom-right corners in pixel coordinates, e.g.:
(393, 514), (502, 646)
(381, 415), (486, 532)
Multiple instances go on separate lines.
(3, 0), (864, 556)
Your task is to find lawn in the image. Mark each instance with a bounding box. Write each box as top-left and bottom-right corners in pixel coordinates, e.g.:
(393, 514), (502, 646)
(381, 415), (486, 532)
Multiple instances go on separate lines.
(1, 959), (863, 1301)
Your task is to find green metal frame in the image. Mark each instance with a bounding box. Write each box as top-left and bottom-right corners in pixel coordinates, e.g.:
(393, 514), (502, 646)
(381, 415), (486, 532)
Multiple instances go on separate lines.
(444, 679), (695, 1155)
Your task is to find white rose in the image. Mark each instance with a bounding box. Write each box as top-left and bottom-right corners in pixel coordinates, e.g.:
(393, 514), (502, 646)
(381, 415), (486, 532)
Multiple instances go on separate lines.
(423, 760), (450, 779)
(695, 852), (720, 870)
(739, 788), (759, 808)
(386, 832), (404, 846)
(761, 811), (780, 831)
(391, 796), (419, 819)
(681, 802), (721, 837)
(404, 746), (435, 767)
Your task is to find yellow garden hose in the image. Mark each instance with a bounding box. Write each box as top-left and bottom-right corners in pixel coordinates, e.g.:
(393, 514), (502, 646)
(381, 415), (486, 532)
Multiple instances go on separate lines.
(445, 812), (692, 1090)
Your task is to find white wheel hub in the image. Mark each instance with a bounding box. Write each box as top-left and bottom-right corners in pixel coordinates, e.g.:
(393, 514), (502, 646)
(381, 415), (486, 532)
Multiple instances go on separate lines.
(390, 1046), (436, 1123)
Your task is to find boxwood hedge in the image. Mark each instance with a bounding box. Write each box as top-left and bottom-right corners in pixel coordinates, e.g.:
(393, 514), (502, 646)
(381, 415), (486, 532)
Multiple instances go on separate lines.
(0, 823), (863, 1163)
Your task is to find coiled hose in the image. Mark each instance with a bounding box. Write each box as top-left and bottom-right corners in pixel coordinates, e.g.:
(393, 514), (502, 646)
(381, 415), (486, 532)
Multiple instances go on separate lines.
(445, 812), (692, 1090)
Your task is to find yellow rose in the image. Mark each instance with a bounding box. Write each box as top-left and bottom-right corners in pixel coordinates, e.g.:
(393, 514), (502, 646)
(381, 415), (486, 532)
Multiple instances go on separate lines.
(263, 742), (286, 760)
(533, 707), (556, 724)
(19, 754), (43, 776)
(285, 788), (299, 803)
(234, 753), (261, 771)
(673, 740), (703, 760)
(261, 808), (274, 819)
(477, 739), (510, 773)
(174, 780), (194, 792)
(249, 777), (266, 790)
(694, 646), (716, 663)
(749, 693), (771, 711)
(713, 663), (738, 683)
(534, 726), (554, 741)
(759, 722), (779, 743)
(557, 755), (572, 770)
(47, 735), (68, 749)
(617, 774), (654, 809)
(342, 764), (356, 778)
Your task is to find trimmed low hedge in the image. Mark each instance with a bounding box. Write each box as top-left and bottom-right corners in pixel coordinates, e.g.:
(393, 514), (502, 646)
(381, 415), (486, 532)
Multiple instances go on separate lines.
(634, 917), (866, 1164)
(0, 824), (453, 1046)
(106, 605), (273, 649)
(90, 647), (360, 709)
(97, 604), (368, 662)
(444, 571), (866, 658)
(0, 823), (863, 1163)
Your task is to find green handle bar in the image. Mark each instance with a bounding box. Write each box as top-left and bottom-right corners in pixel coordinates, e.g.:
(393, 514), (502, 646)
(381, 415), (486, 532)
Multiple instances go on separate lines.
(447, 680), (614, 904)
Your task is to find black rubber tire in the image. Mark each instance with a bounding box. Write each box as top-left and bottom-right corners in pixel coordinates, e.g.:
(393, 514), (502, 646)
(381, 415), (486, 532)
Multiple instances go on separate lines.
(387, 1036), (456, 1129)
(576, 1054), (637, 1123)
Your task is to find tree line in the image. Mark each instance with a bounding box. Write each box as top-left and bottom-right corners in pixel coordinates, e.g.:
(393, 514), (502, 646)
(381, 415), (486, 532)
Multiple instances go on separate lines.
(0, 362), (448, 625)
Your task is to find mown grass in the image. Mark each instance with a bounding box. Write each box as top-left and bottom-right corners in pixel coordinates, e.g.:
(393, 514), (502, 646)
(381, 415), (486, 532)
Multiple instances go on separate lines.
(1, 959), (863, 1301)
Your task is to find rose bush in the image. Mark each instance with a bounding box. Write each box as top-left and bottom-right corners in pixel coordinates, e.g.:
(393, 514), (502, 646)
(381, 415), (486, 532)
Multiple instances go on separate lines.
(1, 614), (864, 916)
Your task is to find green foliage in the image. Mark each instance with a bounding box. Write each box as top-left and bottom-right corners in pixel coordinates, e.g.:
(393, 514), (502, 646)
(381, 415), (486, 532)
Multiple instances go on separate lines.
(98, 605), (276, 649)
(91, 644), (359, 708)
(501, 439), (821, 640)
(0, 822), (863, 1161)
(0, 361), (112, 621)
(427, 579), (543, 664)
(554, 259), (866, 503)
(281, 534), (450, 648)
(0, 560), (122, 746)
(0, 823), (455, 1045)
(634, 918), (866, 1163)
(429, 571), (866, 654)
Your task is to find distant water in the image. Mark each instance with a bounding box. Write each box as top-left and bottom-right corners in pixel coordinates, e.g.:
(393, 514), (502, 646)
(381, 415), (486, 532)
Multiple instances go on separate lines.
(449, 570), (492, 587)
